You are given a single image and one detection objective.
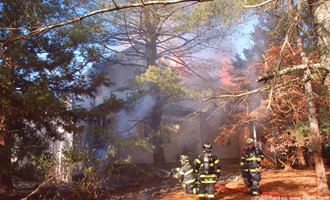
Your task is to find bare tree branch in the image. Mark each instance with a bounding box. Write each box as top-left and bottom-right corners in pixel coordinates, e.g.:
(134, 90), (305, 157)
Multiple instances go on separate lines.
(1, 0), (212, 45)
(243, 0), (276, 8)
(256, 63), (328, 82)
(201, 86), (268, 102)
(21, 177), (55, 200)
(201, 77), (302, 103)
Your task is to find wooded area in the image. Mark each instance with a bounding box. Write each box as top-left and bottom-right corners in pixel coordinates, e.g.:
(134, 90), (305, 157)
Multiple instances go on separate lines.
(0, 0), (329, 199)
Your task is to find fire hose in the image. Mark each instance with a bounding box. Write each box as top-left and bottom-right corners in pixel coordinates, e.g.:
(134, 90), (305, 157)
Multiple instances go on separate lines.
(214, 183), (292, 198)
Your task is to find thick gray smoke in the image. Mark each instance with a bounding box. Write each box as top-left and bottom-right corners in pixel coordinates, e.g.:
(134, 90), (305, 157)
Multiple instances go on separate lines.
(116, 94), (156, 137)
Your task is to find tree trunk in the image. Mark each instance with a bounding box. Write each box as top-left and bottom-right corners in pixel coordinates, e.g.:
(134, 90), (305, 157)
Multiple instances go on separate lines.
(296, 0), (329, 192)
(284, 161), (293, 171)
(144, 6), (158, 67)
(143, 6), (165, 169)
(308, 0), (330, 114)
(304, 74), (329, 192)
(152, 136), (167, 169)
(308, 0), (330, 69)
(277, 151), (293, 170)
(296, 146), (306, 168)
(302, 47), (329, 191)
(0, 131), (14, 190)
(151, 96), (166, 169)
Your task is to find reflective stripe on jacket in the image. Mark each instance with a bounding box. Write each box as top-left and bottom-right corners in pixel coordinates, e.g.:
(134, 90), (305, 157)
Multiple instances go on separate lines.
(194, 153), (221, 183)
(240, 146), (264, 171)
(175, 163), (197, 185)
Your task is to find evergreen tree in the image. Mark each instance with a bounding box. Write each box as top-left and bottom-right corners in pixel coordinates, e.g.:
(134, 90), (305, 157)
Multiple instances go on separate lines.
(96, 1), (244, 168)
(0, 0), (116, 189)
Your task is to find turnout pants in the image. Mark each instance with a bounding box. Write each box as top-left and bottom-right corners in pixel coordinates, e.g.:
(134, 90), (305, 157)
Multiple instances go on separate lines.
(183, 183), (199, 194)
(198, 174), (216, 200)
(242, 170), (261, 193)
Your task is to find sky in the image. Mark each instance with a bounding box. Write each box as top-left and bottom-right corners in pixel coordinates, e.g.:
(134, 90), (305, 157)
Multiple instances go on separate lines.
(196, 15), (259, 62)
(233, 17), (259, 59)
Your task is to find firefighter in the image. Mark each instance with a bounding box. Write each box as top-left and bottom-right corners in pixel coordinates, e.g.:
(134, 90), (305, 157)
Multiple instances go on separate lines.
(240, 138), (264, 196)
(194, 142), (221, 200)
(173, 154), (199, 194)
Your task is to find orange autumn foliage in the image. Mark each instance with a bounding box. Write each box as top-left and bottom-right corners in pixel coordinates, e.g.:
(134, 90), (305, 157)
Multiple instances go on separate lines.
(215, 44), (322, 148)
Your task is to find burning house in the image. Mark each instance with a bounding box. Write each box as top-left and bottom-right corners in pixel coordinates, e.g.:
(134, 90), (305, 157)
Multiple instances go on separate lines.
(75, 46), (241, 168)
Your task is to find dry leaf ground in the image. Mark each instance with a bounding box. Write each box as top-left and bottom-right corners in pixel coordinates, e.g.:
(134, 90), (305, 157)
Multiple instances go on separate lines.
(160, 169), (330, 200)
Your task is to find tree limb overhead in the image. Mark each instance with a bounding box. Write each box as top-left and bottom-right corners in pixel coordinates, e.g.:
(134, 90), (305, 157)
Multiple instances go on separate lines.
(243, 0), (276, 8)
(256, 63), (328, 82)
(1, 0), (213, 45)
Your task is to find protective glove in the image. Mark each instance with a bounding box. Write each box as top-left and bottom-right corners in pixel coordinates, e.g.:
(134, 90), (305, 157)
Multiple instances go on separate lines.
(256, 157), (262, 163)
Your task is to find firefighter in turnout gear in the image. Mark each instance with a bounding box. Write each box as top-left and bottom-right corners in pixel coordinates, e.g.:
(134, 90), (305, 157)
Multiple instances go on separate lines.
(240, 138), (264, 196)
(173, 155), (199, 194)
(194, 142), (221, 200)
